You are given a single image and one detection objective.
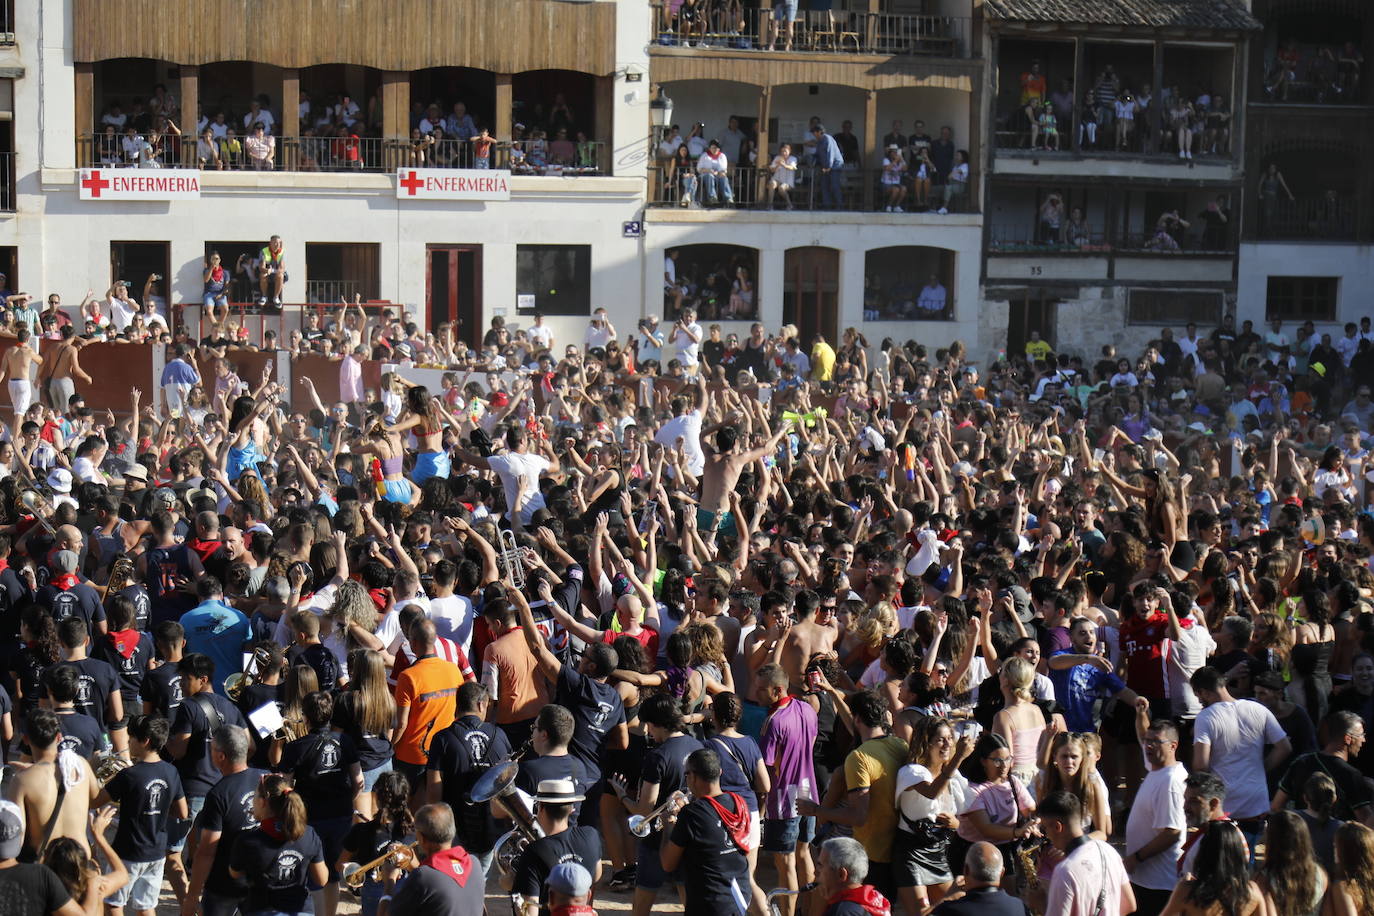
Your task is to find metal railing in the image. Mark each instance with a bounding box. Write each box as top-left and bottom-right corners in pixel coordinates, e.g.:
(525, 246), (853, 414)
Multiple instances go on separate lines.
(989, 227), (1234, 254)
(652, 5), (971, 58)
(0, 152), (13, 212)
(1258, 196), (1358, 241)
(0, 1), (12, 45)
(650, 164), (973, 213)
(76, 135), (610, 177)
(304, 280), (367, 304)
(174, 300), (397, 348)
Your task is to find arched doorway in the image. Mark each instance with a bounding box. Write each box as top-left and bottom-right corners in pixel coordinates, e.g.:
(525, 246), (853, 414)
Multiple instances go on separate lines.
(783, 247), (839, 347)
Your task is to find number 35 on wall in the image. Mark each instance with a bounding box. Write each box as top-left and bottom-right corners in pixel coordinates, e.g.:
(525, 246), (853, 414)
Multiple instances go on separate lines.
(1029, 266), (1042, 276)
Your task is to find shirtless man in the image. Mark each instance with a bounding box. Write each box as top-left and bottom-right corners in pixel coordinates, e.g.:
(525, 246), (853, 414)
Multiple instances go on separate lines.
(697, 419), (790, 538)
(7, 709), (99, 859)
(779, 588), (838, 690)
(41, 326), (91, 410)
(0, 327), (41, 423)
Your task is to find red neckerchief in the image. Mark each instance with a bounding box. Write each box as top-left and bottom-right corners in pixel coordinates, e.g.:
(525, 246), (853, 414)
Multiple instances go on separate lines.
(186, 537), (223, 564)
(422, 846), (475, 888)
(701, 791), (751, 854)
(108, 629), (140, 660)
(826, 886), (892, 916)
(705, 150), (724, 163)
(0, 557), (10, 575)
(770, 694), (795, 712)
(551, 906), (597, 916)
(50, 573), (79, 592)
(261, 817), (285, 841)
(1177, 814), (1231, 873)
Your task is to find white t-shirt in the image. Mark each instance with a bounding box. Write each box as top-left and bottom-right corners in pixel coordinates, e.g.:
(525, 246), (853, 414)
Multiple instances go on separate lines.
(1193, 698), (1287, 819)
(1124, 762), (1187, 891)
(585, 322), (613, 351)
(72, 456), (103, 484)
(108, 298), (138, 332)
(487, 451), (551, 525)
(671, 321), (703, 367)
(1167, 618), (1216, 718)
(428, 593), (474, 655)
(528, 324), (553, 350)
(894, 763), (967, 827)
(654, 410), (704, 476)
(1045, 837), (1131, 916)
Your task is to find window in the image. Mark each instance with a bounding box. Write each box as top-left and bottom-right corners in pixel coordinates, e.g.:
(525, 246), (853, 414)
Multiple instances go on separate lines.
(863, 246), (955, 321)
(664, 244), (759, 321)
(305, 243), (380, 304)
(1266, 276), (1338, 322)
(516, 245), (591, 316)
(1126, 289), (1223, 326)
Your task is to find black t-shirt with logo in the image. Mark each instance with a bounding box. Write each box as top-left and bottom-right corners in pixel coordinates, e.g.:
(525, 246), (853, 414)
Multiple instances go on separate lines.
(0, 862), (72, 916)
(50, 709), (104, 761)
(287, 643), (339, 693)
(342, 817), (410, 881)
(512, 825), (602, 916)
(37, 582), (105, 634)
(46, 657), (119, 729)
(425, 714), (511, 854)
(139, 659), (183, 719)
(236, 681), (284, 771)
(92, 630), (154, 707)
(229, 826), (324, 915)
(556, 664), (625, 783)
(639, 734), (703, 842)
(517, 755), (587, 823)
(668, 793), (751, 916)
(118, 584), (152, 632)
(197, 766), (267, 897)
(277, 728), (360, 821)
(170, 691), (248, 797)
(104, 758), (186, 861)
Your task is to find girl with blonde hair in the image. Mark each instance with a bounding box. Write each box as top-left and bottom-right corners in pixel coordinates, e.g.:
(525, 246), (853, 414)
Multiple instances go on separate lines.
(992, 657), (1061, 789)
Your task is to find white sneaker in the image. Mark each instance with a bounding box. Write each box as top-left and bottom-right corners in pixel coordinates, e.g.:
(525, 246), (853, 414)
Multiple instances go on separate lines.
(1179, 149), (1186, 159)
(938, 207), (948, 215)
(1186, 150), (1193, 160)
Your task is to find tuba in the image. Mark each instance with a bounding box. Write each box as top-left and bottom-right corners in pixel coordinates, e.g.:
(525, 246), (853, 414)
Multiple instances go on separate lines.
(224, 646), (275, 702)
(93, 752), (132, 787)
(469, 758), (543, 875)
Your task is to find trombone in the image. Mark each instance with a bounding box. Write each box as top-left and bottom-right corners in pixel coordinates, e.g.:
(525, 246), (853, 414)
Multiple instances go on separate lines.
(628, 790), (689, 838)
(225, 646), (275, 702)
(17, 489), (55, 535)
(340, 840), (419, 890)
(497, 528), (525, 590)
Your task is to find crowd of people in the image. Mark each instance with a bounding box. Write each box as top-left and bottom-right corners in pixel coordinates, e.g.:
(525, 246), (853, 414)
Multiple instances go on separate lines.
(5, 301), (1374, 916)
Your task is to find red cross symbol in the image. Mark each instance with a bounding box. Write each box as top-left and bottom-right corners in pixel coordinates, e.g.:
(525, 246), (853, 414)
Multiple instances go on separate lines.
(399, 170), (424, 196)
(81, 170), (111, 198)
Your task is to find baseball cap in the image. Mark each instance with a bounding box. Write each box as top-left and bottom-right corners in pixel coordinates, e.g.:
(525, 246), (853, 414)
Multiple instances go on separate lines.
(547, 862), (592, 897)
(0, 800), (23, 860)
(55, 550), (79, 573)
(153, 487), (179, 507)
(46, 468), (73, 493)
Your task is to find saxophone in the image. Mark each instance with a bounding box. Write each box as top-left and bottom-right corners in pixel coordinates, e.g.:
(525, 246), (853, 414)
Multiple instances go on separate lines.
(1016, 835), (1042, 891)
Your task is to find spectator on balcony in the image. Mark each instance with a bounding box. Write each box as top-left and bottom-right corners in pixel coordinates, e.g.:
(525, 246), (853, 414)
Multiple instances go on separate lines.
(1079, 92), (1099, 149)
(549, 93), (576, 135)
(719, 117), (748, 164)
(258, 236), (287, 308)
(670, 144), (698, 207)
(1133, 84), (1155, 152)
(909, 120), (932, 162)
(1038, 191), (1064, 244)
(196, 128), (223, 170)
(335, 95), (362, 127)
(140, 121), (177, 169)
(1197, 195), (1231, 250)
(930, 126), (955, 187)
(1113, 89), (1136, 152)
(765, 143), (798, 210)
(550, 130), (576, 167)
(220, 129), (244, 169)
(1065, 206), (1090, 247)
(1035, 102), (1060, 152)
(1268, 40), (1301, 101)
(658, 125), (684, 164)
(686, 122), (709, 158)
(697, 140), (734, 207)
(444, 103), (477, 142)
(1146, 210), (1189, 251)
(207, 111), (230, 141)
(120, 126), (144, 167)
(418, 104), (445, 136)
(242, 98), (275, 135)
(246, 124), (276, 171)
(917, 275), (948, 320)
(1051, 80), (1075, 134)
(1168, 92), (1196, 160)
(333, 125), (363, 170)
(882, 120), (908, 154)
(1094, 66), (1120, 132)
(1020, 61), (1047, 147)
(203, 253), (230, 315)
(1257, 162), (1295, 236)
(101, 102), (127, 131)
(1204, 96), (1232, 155)
(812, 124), (844, 210)
(939, 150), (969, 215)
(880, 146), (908, 213)
(97, 125), (121, 167)
(1337, 41), (1363, 97)
(767, 0), (798, 52)
(836, 121), (860, 169)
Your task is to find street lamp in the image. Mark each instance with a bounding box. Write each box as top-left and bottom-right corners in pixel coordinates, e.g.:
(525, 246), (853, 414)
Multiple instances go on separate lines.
(649, 88), (673, 130)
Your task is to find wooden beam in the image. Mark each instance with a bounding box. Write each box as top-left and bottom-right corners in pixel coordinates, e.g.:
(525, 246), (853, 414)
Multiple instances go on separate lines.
(495, 72), (513, 155)
(74, 62), (94, 143)
(594, 74), (613, 174)
(381, 70), (409, 139)
(280, 69), (299, 169)
(756, 85), (771, 203)
(862, 88), (877, 210)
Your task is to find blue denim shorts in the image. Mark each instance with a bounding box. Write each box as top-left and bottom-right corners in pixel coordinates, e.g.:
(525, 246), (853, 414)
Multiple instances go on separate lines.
(106, 858), (165, 911)
(362, 759), (393, 793)
(762, 815), (816, 854)
(170, 794), (206, 853)
(773, 0), (799, 21)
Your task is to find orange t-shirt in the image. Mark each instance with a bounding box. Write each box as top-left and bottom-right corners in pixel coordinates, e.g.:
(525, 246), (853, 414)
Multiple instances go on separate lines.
(394, 655), (464, 765)
(483, 628), (551, 725)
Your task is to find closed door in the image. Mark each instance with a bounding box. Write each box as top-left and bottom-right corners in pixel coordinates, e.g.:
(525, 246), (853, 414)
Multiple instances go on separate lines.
(425, 245), (482, 345)
(783, 247), (839, 347)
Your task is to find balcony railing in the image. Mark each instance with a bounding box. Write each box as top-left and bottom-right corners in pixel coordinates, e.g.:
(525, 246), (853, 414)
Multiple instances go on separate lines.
(651, 165), (973, 213)
(0, 152), (12, 212)
(651, 4), (971, 58)
(0, 1), (12, 46)
(76, 135), (610, 177)
(1257, 196), (1359, 241)
(989, 228), (1233, 255)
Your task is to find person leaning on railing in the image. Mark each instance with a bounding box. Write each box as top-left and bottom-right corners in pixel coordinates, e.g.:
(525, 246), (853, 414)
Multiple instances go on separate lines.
(246, 123), (276, 171)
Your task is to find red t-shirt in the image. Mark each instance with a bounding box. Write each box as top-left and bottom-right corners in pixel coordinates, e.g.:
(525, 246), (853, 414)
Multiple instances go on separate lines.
(1120, 611), (1186, 700)
(604, 625), (659, 662)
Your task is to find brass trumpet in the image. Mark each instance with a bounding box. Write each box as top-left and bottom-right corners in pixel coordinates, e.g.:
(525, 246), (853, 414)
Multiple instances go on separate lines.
(628, 790), (689, 838)
(340, 840), (419, 890)
(497, 528), (525, 590)
(17, 489), (56, 535)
